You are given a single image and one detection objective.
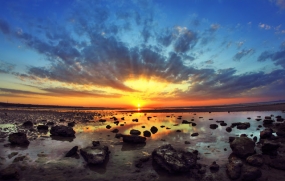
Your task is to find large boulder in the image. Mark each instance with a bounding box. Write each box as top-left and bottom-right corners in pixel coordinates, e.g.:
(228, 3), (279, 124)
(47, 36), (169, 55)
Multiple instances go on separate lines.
(152, 144), (197, 173)
(230, 137), (255, 158)
(50, 125), (75, 137)
(8, 132), (30, 145)
(80, 145), (109, 164)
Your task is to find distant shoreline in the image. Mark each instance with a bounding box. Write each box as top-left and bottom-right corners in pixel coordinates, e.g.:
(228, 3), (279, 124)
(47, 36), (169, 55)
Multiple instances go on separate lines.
(1, 102), (285, 113)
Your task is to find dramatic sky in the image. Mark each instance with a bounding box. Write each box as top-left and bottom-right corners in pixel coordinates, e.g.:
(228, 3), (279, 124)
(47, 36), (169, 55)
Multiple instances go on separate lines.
(0, 0), (285, 108)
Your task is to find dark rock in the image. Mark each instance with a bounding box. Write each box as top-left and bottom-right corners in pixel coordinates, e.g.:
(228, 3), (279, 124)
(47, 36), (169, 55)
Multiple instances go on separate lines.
(229, 137), (236, 143)
(50, 125), (75, 137)
(191, 133), (199, 137)
(182, 120), (191, 124)
(246, 154), (263, 167)
(120, 135), (146, 144)
(268, 156), (285, 170)
(210, 124), (218, 129)
(220, 122), (227, 126)
(68, 122), (75, 127)
(8, 132), (30, 145)
(236, 122), (250, 130)
(111, 129), (119, 133)
(59, 119), (65, 122)
(132, 119), (138, 122)
(143, 131), (151, 137)
(0, 165), (19, 180)
(226, 127), (232, 132)
(216, 120), (224, 123)
(120, 124), (124, 126)
(99, 119), (106, 123)
(209, 161), (219, 171)
(106, 125), (111, 129)
(152, 144), (197, 173)
(263, 119), (274, 125)
(230, 137), (255, 158)
(242, 166), (262, 181)
(261, 140), (280, 155)
(185, 141), (190, 144)
(46, 122), (54, 126)
(260, 128), (273, 139)
(176, 130), (181, 132)
(37, 125), (48, 130)
(192, 123), (197, 126)
(276, 123), (285, 137)
(114, 121), (119, 125)
(253, 136), (257, 142)
(80, 145), (109, 164)
(226, 154), (243, 180)
(92, 141), (100, 147)
(65, 146), (78, 157)
(115, 133), (122, 139)
(130, 129), (141, 135)
(22, 121), (33, 127)
(142, 126), (146, 128)
(277, 118), (284, 122)
(150, 126), (158, 134)
(13, 156), (26, 162)
(198, 167), (206, 174)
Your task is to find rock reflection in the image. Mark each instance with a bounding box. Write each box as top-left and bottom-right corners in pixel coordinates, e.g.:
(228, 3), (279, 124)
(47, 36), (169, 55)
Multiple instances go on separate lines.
(121, 142), (146, 151)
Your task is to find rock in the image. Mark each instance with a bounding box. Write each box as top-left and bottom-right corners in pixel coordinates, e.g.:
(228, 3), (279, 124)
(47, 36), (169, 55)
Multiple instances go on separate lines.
(132, 118), (138, 122)
(242, 166), (262, 181)
(263, 119), (274, 125)
(176, 130), (181, 132)
(268, 156), (285, 170)
(246, 154), (263, 167)
(8, 132), (30, 145)
(185, 141), (190, 144)
(59, 119), (65, 122)
(92, 141), (100, 146)
(0, 165), (19, 180)
(68, 122), (75, 127)
(50, 125), (75, 137)
(106, 125), (111, 129)
(130, 129), (141, 135)
(99, 119), (106, 123)
(236, 122), (250, 130)
(226, 154), (243, 180)
(143, 130), (151, 137)
(229, 137), (236, 143)
(182, 120), (191, 124)
(209, 161), (219, 171)
(37, 125), (48, 130)
(226, 127), (232, 132)
(230, 137), (255, 158)
(80, 145), (109, 164)
(111, 129), (119, 133)
(220, 122), (227, 126)
(210, 124), (218, 129)
(260, 128), (273, 139)
(198, 167), (206, 174)
(46, 122), (54, 126)
(22, 121), (33, 127)
(276, 123), (285, 137)
(152, 144), (197, 173)
(192, 123), (197, 126)
(65, 146), (78, 157)
(8, 152), (18, 159)
(261, 140), (280, 155)
(150, 126), (158, 134)
(121, 135), (146, 144)
(13, 156), (26, 162)
(191, 133), (199, 137)
(253, 136), (257, 142)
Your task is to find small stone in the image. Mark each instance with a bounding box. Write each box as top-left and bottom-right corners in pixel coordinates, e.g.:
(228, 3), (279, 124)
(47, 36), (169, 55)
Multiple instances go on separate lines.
(191, 133), (199, 137)
(185, 141), (190, 144)
(65, 146), (78, 157)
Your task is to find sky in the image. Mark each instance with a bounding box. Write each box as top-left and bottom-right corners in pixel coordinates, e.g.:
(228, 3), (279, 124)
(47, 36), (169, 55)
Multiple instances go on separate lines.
(0, 0), (285, 108)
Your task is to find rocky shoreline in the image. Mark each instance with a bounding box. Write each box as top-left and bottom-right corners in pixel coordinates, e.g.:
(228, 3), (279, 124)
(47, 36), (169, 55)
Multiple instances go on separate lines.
(0, 109), (285, 180)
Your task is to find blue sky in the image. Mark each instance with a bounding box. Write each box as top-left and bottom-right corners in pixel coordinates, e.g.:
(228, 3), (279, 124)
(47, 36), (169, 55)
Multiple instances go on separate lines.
(0, 0), (285, 107)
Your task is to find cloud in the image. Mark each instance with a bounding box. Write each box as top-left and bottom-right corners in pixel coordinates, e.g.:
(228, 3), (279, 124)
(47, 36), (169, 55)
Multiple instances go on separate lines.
(259, 23), (271, 30)
(0, 61), (15, 74)
(204, 60), (214, 64)
(0, 87), (121, 98)
(233, 49), (255, 61)
(270, 0), (285, 9)
(258, 43), (285, 68)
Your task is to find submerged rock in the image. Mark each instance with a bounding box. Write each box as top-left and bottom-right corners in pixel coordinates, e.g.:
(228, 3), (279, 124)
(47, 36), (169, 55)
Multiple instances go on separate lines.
(65, 146), (78, 157)
(8, 132), (30, 145)
(80, 145), (109, 164)
(230, 137), (255, 158)
(191, 133), (199, 137)
(152, 144), (197, 173)
(50, 125), (75, 137)
(116, 134), (146, 144)
(111, 128), (119, 133)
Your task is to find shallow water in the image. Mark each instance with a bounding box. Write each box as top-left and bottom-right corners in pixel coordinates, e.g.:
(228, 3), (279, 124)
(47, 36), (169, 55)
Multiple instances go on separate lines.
(0, 110), (285, 180)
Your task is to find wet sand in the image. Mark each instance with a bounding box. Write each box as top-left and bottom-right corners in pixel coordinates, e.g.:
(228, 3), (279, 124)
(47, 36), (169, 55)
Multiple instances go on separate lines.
(0, 105), (285, 181)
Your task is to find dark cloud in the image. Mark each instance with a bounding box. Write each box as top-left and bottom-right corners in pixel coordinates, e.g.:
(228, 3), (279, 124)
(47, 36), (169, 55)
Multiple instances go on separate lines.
(0, 87), (121, 98)
(0, 61), (15, 74)
(233, 49), (255, 61)
(199, 24), (220, 46)
(258, 49), (285, 68)
(0, 19), (10, 34)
